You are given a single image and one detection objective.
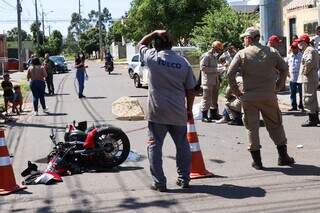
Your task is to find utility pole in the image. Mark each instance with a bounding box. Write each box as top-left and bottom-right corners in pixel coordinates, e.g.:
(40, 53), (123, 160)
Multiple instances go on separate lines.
(78, 0), (81, 16)
(42, 10), (45, 38)
(35, 0), (40, 46)
(48, 25), (51, 36)
(259, 0), (283, 45)
(17, 0), (23, 72)
(98, 0), (103, 60)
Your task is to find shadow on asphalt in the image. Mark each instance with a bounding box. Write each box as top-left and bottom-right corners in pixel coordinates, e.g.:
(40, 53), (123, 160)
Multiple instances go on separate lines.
(277, 90), (290, 95)
(168, 184), (266, 199)
(7, 122), (66, 130)
(87, 166), (144, 173)
(282, 111), (307, 117)
(129, 95), (148, 98)
(108, 72), (122, 75)
(13, 190), (33, 195)
(50, 93), (70, 96)
(42, 112), (68, 116)
(263, 164), (320, 176)
(84, 96), (107, 100)
(118, 197), (177, 210)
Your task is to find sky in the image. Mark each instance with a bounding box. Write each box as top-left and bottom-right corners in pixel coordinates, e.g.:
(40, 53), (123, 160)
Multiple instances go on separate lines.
(0, 0), (259, 37)
(0, 0), (132, 36)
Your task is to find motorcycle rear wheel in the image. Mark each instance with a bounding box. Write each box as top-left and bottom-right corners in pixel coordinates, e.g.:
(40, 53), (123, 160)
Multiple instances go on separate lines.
(94, 127), (130, 168)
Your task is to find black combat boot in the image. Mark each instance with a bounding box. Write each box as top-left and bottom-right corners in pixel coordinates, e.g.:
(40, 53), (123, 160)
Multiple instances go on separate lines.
(250, 150), (263, 170)
(202, 111), (212, 123)
(277, 145), (295, 166)
(301, 114), (318, 127)
(209, 108), (222, 120)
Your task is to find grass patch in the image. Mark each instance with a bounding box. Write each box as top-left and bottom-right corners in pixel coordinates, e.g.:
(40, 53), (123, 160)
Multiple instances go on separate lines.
(114, 58), (127, 63)
(65, 54), (75, 61)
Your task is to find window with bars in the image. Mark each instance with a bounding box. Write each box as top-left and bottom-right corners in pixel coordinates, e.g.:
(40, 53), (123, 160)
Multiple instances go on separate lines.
(304, 22), (318, 36)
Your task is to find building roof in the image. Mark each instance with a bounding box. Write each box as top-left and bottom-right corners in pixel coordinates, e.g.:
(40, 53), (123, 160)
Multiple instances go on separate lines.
(230, 4), (259, 13)
(286, 0), (316, 11)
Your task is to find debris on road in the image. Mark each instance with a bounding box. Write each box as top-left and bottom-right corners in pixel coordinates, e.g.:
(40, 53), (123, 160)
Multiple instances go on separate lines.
(296, 144), (304, 149)
(112, 96), (145, 120)
(126, 150), (141, 162)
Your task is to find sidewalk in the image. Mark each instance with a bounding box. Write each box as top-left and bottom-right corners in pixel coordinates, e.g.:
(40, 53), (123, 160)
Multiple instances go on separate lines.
(277, 86), (320, 109)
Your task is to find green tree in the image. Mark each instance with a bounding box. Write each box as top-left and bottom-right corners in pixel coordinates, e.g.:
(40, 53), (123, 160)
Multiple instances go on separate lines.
(87, 8), (112, 29)
(30, 21), (45, 45)
(35, 30), (64, 57)
(106, 20), (124, 45)
(6, 27), (32, 41)
(78, 27), (105, 56)
(192, 6), (259, 51)
(68, 13), (90, 37)
(123, 0), (227, 44)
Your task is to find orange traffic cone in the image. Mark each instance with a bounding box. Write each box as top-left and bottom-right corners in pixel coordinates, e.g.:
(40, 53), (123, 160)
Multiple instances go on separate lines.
(0, 129), (26, 195)
(187, 118), (214, 179)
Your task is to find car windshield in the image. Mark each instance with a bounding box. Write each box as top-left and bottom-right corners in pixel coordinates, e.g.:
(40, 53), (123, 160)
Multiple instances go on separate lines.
(50, 56), (65, 63)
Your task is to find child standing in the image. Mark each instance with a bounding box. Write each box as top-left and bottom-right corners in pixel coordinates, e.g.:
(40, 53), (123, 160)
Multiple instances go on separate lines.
(13, 85), (23, 114)
(1, 74), (16, 115)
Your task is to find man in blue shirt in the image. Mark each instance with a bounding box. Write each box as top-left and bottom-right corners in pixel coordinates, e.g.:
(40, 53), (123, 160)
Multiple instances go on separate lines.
(287, 41), (303, 111)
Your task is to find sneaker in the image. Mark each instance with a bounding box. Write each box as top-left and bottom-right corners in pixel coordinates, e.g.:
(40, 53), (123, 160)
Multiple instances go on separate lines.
(32, 111), (39, 116)
(150, 184), (167, 192)
(43, 108), (49, 113)
(176, 179), (190, 189)
(215, 117), (228, 124)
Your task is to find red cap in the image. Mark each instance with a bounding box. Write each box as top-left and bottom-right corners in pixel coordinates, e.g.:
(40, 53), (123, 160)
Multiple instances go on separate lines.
(297, 34), (310, 43)
(268, 35), (282, 43)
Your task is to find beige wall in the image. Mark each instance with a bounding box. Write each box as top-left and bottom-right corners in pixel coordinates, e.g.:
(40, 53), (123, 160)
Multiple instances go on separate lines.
(283, 6), (319, 51)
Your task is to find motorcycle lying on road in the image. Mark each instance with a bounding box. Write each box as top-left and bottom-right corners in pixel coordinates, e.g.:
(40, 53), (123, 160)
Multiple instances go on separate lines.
(47, 121), (130, 174)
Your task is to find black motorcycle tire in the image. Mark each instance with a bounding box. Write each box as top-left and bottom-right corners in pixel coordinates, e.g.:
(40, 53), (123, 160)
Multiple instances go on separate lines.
(94, 127), (130, 168)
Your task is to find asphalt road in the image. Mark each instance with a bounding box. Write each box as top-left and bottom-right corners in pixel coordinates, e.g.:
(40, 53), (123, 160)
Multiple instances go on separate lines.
(1, 61), (320, 213)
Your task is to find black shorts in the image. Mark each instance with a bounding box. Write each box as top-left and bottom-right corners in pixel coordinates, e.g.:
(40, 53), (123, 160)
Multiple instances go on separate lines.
(4, 95), (14, 102)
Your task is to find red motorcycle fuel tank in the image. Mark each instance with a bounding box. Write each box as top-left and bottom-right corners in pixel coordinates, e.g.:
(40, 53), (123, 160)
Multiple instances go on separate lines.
(83, 128), (97, 149)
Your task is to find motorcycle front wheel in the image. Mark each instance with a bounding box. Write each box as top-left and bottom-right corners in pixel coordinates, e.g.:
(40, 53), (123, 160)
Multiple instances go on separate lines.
(94, 127), (130, 168)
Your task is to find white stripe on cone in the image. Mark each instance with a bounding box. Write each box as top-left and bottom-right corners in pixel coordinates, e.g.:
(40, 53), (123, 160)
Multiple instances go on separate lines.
(189, 143), (201, 152)
(0, 138), (6, 146)
(0, 156), (11, 166)
(187, 123), (196, 133)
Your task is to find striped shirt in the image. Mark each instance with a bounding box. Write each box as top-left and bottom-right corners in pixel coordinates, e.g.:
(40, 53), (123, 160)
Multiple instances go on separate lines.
(287, 52), (302, 82)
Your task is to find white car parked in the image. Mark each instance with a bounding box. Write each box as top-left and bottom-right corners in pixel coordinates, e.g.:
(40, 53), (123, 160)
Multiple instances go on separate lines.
(132, 46), (201, 88)
(128, 54), (140, 79)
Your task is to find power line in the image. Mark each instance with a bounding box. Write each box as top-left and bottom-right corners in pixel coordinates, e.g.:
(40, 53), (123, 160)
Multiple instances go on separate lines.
(0, 19), (70, 23)
(0, 0), (15, 9)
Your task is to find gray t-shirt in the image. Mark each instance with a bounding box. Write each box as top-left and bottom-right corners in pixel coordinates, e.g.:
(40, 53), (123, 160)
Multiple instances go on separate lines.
(140, 45), (196, 126)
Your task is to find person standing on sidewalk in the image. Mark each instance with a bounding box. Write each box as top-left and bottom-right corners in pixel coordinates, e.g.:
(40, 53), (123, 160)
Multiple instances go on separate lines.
(227, 27), (295, 170)
(200, 41), (224, 122)
(296, 34), (320, 126)
(139, 30), (196, 192)
(287, 41), (303, 111)
(27, 57), (48, 116)
(43, 53), (55, 95)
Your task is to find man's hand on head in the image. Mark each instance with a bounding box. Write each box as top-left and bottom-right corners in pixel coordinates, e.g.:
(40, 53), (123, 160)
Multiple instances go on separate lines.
(154, 30), (168, 38)
(139, 30), (169, 46)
